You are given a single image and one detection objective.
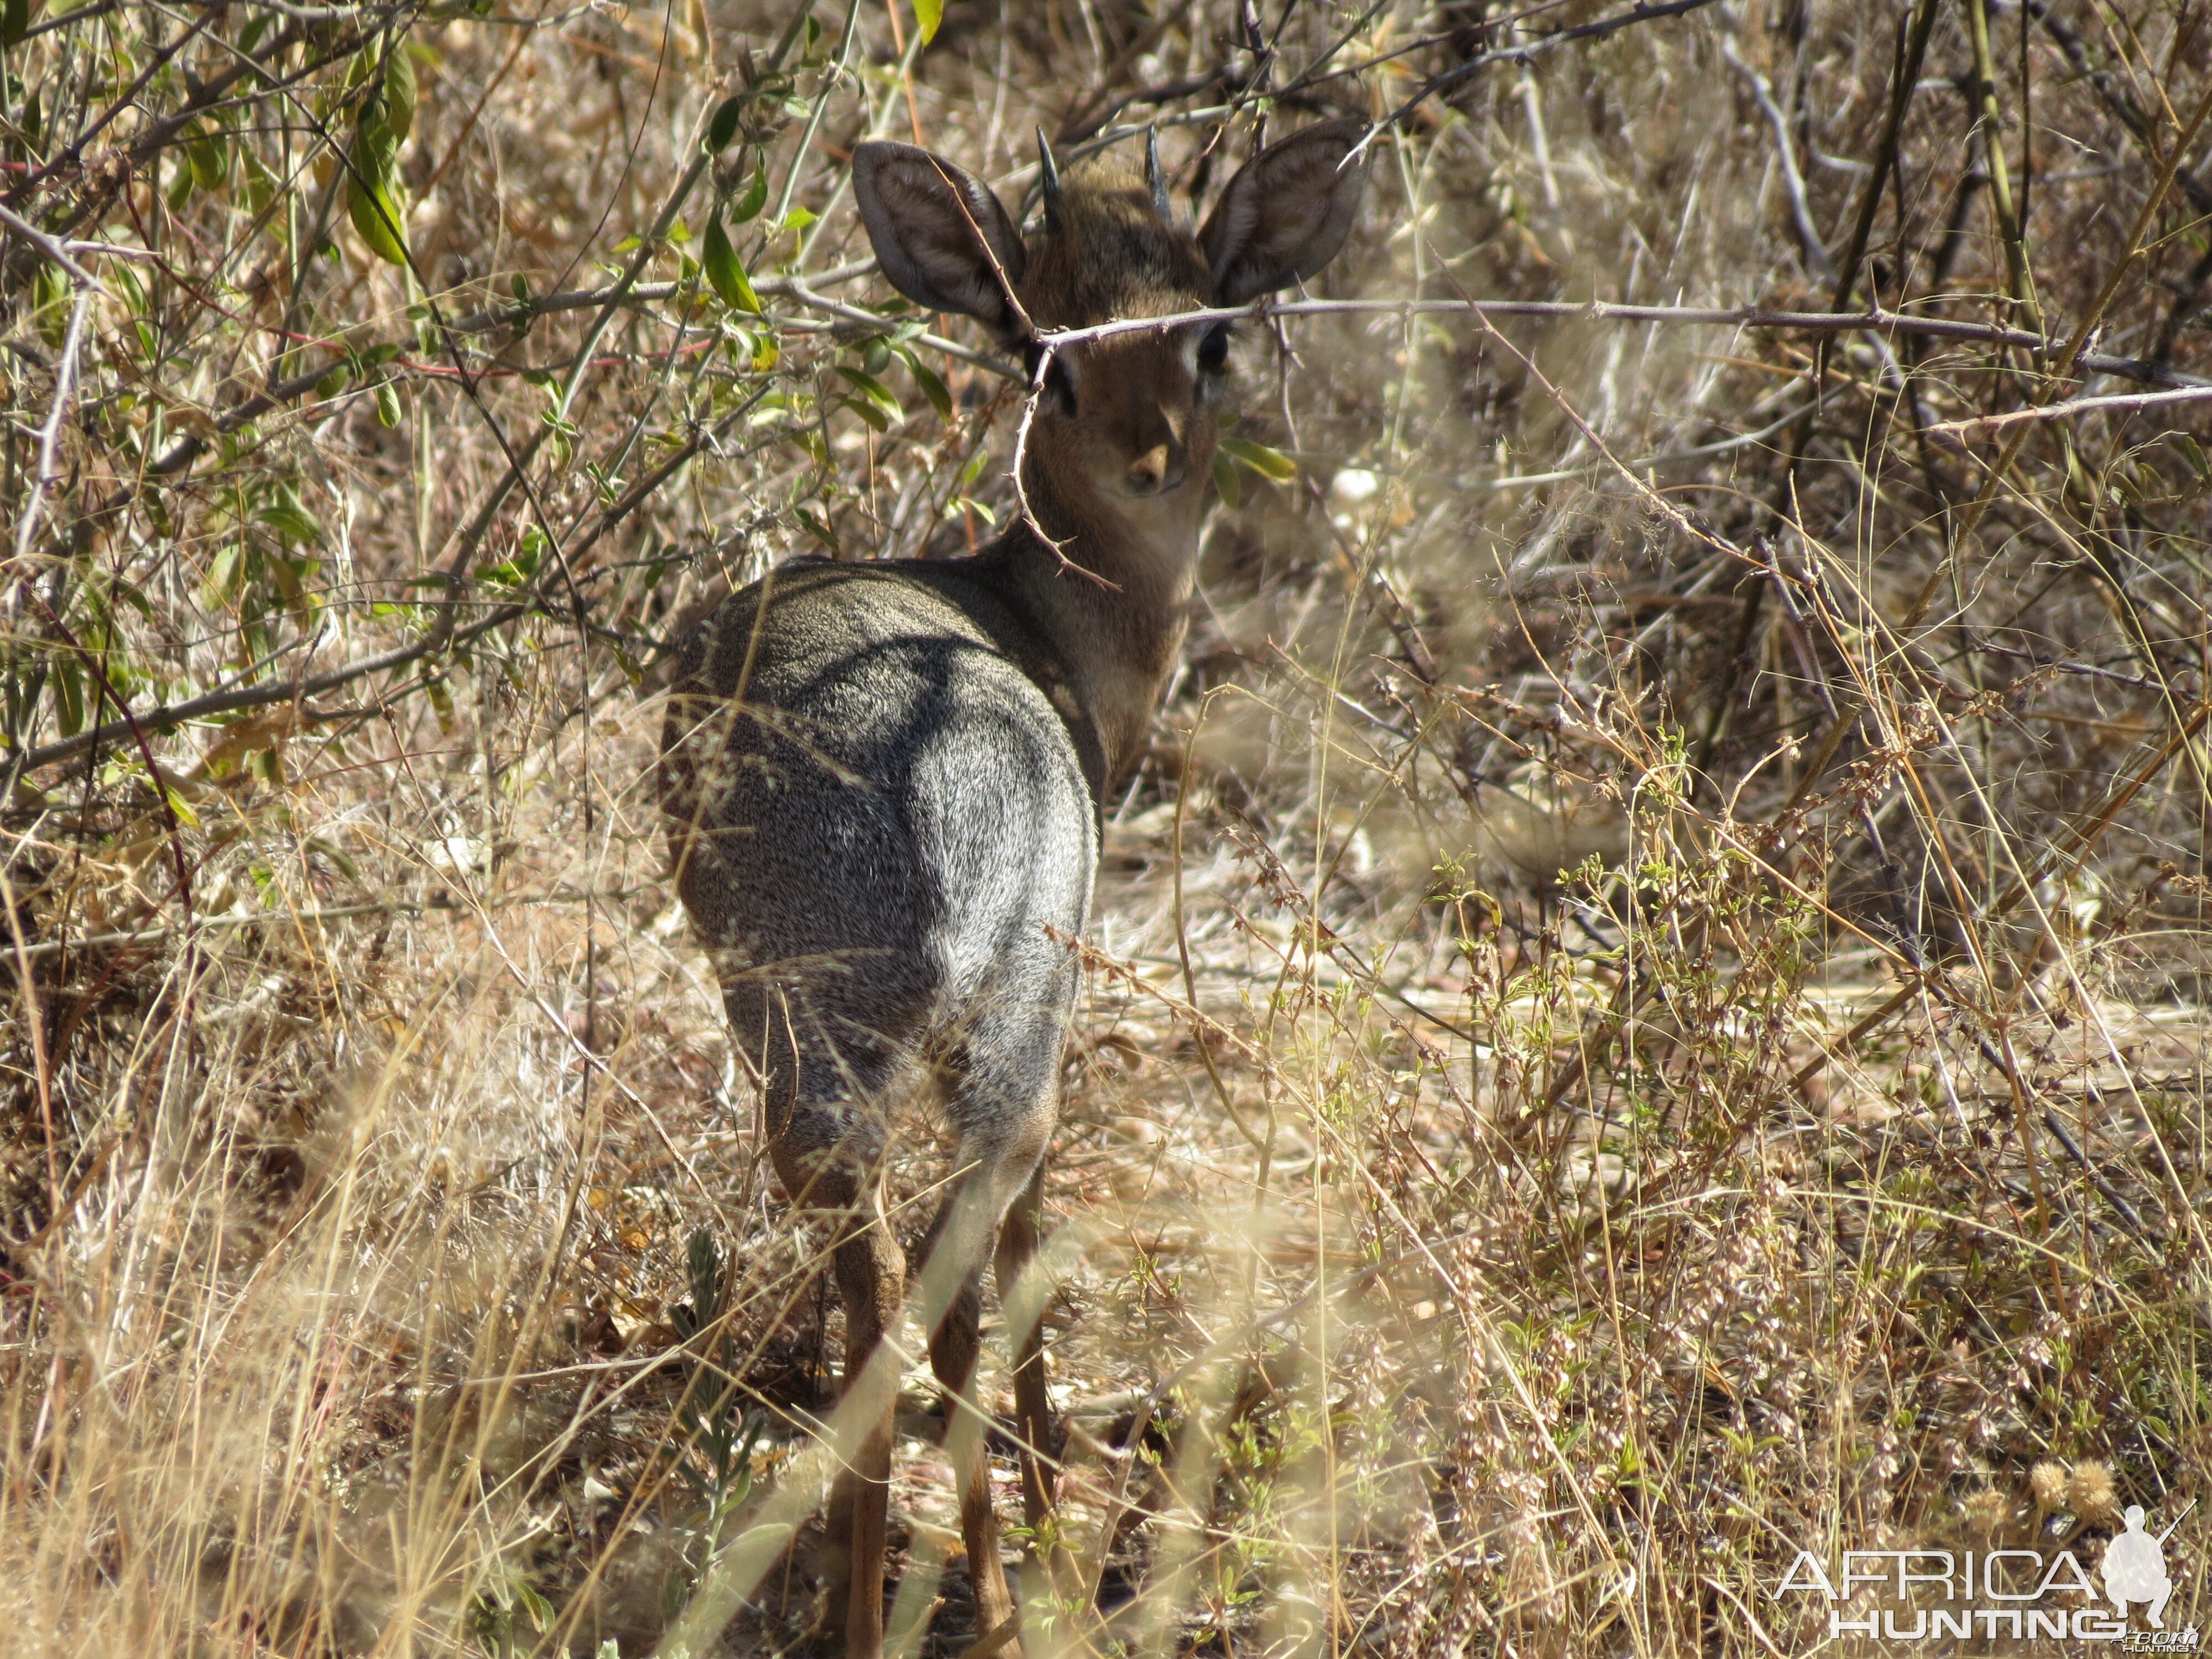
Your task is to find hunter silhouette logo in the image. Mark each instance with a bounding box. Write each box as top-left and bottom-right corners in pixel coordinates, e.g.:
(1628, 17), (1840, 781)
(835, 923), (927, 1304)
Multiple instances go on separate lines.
(2106, 1505), (2180, 1628)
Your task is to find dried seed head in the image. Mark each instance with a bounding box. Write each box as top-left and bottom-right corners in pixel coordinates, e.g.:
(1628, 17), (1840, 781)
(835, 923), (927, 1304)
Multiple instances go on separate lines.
(1963, 1488), (2009, 1536)
(2069, 1462), (2119, 1524)
(2030, 1461), (2069, 1511)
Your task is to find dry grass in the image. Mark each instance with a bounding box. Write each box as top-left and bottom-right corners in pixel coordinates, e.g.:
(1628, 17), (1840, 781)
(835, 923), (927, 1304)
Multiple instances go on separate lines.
(3, 1), (2210, 1654)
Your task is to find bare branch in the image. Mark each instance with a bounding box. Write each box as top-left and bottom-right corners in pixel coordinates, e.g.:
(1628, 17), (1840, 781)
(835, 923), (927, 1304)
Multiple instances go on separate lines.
(1039, 297), (2211, 389)
(9, 286), (96, 570)
(1927, 383), (2212, 432)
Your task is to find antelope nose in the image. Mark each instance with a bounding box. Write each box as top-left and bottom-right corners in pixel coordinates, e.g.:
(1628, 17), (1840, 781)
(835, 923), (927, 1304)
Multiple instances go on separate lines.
(1126, 444), (1186, 495)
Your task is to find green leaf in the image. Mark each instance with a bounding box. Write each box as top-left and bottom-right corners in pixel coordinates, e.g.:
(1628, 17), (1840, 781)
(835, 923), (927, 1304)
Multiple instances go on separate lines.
(53, 653), (83, 738)
(106, 576), (154, 625)
(1219, 435), (1296, 482)
(240, 147), (277, 214)
(911, 0), (943, 44)
(382, 45), (418, 142)
(477, 528), (543, 590)
(258, 486), (323, 546)
(30, 262), (67, 347)
(205, 543), (246, 606)
(842, 394), (890, 434)
(701, 211), (759, 312)
(705, 93), (744, 153)
(729, 155), (769, 225)
(346, 122), (408, 265)
(375, 379), (403, 428)
(1212, 450), (1242, 509)
(185, 128), (226, 190)
(267, 552), (318, 616)
(304, 834), (359, 880)
(835, 366), (904, 426)
(778, 206), (817, 233)
(514, 1580), (553, 1633)
(109, 260), (147, 317)
(2, 0), (33, 48)
(792, 505), (839, 554)
(2176, 434), (2212, 485)
(905, 355), (952, 422)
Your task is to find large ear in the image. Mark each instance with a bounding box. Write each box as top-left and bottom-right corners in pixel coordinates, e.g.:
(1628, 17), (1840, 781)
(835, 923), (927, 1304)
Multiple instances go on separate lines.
(1199, 117), (1369, 306)
(852, 141), (1028, 338)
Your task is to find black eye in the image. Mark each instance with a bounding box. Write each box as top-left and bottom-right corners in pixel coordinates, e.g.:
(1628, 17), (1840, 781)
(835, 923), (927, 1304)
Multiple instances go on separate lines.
(1023, 341), (1078, 415)
(1198, 326), (1230, 373)
(1044, 357), (1077, 415)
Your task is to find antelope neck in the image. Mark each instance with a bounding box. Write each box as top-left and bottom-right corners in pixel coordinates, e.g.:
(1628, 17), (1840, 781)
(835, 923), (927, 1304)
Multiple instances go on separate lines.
(980, 451), (1201, 789)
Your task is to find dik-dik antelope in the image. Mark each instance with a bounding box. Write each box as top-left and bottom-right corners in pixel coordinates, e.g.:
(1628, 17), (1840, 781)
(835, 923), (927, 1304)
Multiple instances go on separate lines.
(659, 119), (1366, 1658)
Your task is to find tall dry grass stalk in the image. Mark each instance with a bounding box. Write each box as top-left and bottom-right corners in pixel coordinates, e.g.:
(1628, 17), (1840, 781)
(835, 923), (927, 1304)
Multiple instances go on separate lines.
(3, 1), (2208, 1653)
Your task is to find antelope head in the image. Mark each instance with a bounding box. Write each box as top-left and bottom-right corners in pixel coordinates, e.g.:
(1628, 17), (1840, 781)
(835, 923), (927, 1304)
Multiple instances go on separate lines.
(852, 119), (1369, 524)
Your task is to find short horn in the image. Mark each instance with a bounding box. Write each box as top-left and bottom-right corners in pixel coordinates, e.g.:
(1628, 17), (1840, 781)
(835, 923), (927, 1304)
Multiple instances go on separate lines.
(1036, 126), (1063, 234)
(1146, 125), (1170, 221)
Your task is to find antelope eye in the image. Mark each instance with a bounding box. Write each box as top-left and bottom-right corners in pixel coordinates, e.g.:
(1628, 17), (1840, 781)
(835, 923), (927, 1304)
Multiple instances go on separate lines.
(1197, 326), (1230, 373)
(1043, 356), (1077, 415)
(1024, 341), (1079, 415)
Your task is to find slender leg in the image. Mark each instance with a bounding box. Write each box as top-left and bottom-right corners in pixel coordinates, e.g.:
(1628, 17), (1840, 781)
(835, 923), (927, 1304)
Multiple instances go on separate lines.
(927, 1254), (1016, 1640)
(926, 967), (1071, 1652)
(748, 986), (920, 1659)
(915, 1125), (1053, 1655)
(919, 1159), (1023, 1641)
(787, 1140), (908, 1659)
(834, 1209), (906, 1659)
(994, 1162), (1057, 1538)
(822, 1467), (857, 1638)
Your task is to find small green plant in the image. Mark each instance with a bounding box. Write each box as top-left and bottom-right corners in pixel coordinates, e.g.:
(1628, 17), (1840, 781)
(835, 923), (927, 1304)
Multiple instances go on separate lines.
(467, 1567), (555, 1657)
(670, 1228), (768, 1567)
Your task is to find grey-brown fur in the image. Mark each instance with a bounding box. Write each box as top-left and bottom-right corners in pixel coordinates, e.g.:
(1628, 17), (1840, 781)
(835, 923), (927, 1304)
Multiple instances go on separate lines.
(658, 121), (1365, 1659)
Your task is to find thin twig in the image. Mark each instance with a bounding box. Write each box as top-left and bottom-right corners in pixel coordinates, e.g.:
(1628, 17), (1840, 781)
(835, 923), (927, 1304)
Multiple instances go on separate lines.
(1926, 383), (2212, 432)
(1034, 296), (2210, 389)
(10, 287), (96, 571)
(0, 203), (109, 291)
(1719, 35), (1836, 286)
(1829, 0), (1940, 309)
(1964, 0), (2042, 336)
(1381, 0), (1729, 128)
